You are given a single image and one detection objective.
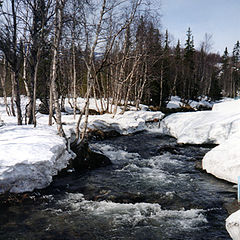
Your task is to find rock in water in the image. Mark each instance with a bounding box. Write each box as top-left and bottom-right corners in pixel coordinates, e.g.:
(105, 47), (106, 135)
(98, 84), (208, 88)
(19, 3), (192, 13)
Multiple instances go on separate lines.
(226, 210), (240, 240)
(70, 140), (112, 170)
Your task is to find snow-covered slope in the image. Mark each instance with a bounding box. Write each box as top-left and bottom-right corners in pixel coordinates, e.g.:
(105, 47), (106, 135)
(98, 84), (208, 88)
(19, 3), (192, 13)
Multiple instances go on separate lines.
(0, 125), (72, 193)
(226, 210), (240, 240)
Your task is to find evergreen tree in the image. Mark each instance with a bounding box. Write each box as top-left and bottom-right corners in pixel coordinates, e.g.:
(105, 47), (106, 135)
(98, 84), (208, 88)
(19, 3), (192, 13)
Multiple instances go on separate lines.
(173, 39), (182, 96)
(161, 29), (171, 105)
(164, 30), (169, 52)
(222, 47), (230, 69)
(220, 47), (231, 96)
(184, 27), (196, 99)
(233, 41), (240, 64)
(232, 41), (240, 95)
(209, 68), (222, 100)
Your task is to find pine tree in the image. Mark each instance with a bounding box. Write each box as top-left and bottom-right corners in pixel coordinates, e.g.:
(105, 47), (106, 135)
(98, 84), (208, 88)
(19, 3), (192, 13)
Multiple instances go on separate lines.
(164, 29), (169, 52)
(222, 47), (229, 68)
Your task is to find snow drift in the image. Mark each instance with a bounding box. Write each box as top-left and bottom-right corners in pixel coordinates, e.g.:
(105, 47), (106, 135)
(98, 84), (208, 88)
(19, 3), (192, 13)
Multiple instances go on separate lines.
(166, 96), (213, 110)
(87, 110), (164, 135)
(0, 125), (72, 193)
(202, 135), (240, 184)
(159, 109), (240, 145)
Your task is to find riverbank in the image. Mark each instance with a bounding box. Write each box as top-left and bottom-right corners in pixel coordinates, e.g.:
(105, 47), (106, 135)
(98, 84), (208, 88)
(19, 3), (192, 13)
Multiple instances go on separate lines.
(159, 98), (240, 239)
(0, 96), (165, 194)
(0, 96), (238, 239)
(0, 131), (235, 239)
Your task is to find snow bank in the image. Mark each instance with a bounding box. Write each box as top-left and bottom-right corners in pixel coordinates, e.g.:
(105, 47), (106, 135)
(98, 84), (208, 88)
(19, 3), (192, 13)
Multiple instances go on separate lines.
(160, 99), (240, 184)
(202, 135), (240, 184)
(160, 101), (240, 145)
(226, 210), (240, 240)
(167, 96), (182, 109)
(212, 99), (240, 113)
(87, 111), (164, 135)
(59, 110), (164, 136)
(166, 96), (213, 110)
(0, 125), (72, 193)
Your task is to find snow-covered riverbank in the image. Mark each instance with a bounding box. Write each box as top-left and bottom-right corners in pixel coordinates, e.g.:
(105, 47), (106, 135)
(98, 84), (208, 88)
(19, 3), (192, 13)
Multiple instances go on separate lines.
(0, 97), (164, 193)
(159, 98), (240, 240)
(1, 96), (239, 239)
(160, 98), (240, 184)
(0, 125), (72, 193)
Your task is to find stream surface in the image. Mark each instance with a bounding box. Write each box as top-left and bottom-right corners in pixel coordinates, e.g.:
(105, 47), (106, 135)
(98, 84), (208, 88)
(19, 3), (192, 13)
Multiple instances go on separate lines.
(0, 128), (237, 240)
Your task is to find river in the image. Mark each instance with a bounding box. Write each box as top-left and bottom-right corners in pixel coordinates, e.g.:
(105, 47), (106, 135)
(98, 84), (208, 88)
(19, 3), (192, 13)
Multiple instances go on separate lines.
(0, 128), (236, 240)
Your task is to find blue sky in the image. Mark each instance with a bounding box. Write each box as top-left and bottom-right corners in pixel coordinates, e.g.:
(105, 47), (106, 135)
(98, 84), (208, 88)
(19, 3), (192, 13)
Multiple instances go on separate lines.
(156, 0), (240, 54)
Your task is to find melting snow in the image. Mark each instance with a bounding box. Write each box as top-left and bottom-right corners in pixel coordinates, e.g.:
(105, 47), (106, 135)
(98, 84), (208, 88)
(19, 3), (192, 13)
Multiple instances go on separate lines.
(0, 125), (72, 193)
(226, 210), (240, 240)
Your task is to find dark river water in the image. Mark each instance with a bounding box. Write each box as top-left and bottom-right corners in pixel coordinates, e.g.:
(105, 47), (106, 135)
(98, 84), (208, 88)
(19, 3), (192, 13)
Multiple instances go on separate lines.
(0, 129), (237, 240)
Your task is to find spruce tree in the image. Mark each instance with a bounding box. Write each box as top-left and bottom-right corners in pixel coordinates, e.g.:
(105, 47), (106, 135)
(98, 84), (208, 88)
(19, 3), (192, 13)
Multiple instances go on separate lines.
(233, 41), (240, 64)
(184, 27), (196, 100)
(174, 39), (182, 96)
(160, 29), (171, 107)
(232, 41), (240, 96)
(221, 47), (231, 96)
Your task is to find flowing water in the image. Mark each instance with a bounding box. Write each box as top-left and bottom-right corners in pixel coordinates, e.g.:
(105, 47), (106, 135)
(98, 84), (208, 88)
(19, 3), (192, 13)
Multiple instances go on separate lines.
(0, 129), (237, 240)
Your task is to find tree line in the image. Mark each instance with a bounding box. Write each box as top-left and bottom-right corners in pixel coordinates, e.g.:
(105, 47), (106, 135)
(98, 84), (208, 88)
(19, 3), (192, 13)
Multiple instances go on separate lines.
(0, 0), (239, 139)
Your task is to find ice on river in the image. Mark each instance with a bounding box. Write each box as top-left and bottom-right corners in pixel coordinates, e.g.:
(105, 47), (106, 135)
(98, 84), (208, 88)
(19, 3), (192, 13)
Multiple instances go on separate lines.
(0, 125), (72, 193)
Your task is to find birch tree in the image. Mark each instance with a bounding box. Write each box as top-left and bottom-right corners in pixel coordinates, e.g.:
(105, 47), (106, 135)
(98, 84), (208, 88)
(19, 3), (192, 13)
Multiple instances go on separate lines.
(49, 0), (66, 137)
(0, 0), (23, 124)
(75, 0), (142, 140)
(0, 55), (11, 115)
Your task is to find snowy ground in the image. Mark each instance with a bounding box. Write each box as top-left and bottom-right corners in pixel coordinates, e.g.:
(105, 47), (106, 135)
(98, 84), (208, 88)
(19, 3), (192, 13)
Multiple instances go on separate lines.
(0, 96), (164, 193)
(166, 96), (214, 110)
(160, 99), (240, 145)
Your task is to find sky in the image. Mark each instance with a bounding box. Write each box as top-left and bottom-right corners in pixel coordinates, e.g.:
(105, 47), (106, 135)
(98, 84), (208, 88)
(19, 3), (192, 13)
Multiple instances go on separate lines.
(155, 0), (240, 55)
